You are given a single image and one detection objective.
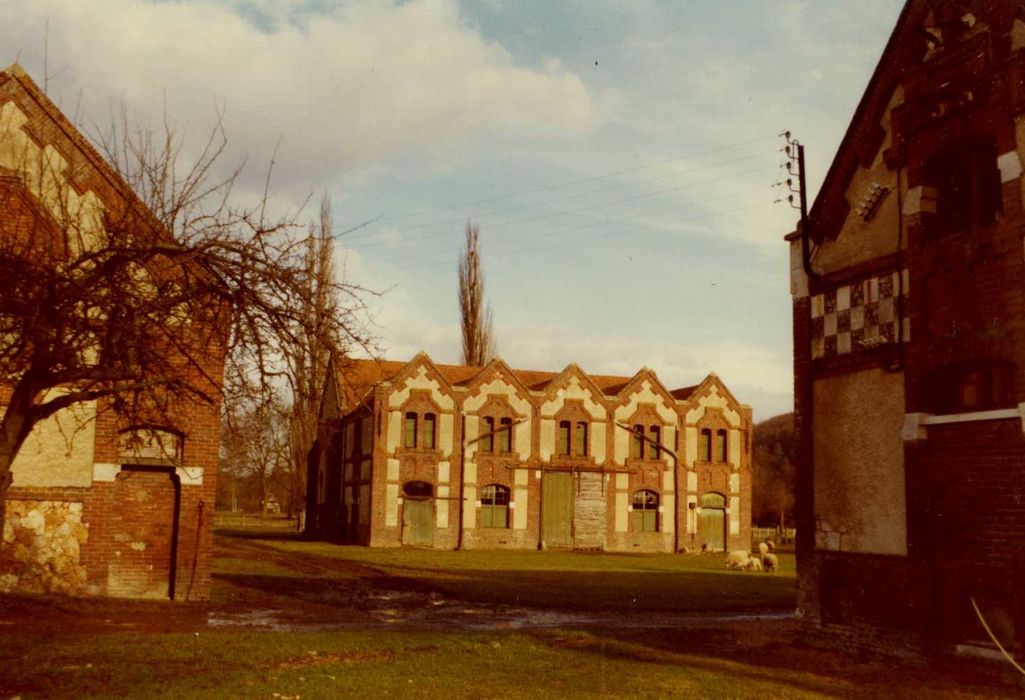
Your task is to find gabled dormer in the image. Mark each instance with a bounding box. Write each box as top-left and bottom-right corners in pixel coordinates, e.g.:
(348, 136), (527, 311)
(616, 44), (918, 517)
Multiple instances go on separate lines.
(680, 373), (750, 471)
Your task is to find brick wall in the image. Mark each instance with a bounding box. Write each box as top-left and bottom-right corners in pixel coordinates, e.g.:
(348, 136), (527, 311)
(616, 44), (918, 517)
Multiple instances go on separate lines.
(0, 68), (223, 601)
(792, 5), (1025, 656)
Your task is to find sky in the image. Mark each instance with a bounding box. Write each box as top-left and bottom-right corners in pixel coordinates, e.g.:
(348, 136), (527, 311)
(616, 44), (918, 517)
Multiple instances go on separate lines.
(1, 0), (906, 422)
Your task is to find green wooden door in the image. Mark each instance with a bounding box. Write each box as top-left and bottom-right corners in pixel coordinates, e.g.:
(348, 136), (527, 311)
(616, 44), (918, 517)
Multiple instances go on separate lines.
(700, 492), (726, 551)
(402, 498), (434, 547)
(699, 508), (725, 551)
(543, 472), (574, 548)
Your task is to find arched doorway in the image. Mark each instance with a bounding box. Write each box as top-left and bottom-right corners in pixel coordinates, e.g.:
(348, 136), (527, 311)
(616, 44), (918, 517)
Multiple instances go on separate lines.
(402, 481), (434, 547)
(700, 492), (727, 552)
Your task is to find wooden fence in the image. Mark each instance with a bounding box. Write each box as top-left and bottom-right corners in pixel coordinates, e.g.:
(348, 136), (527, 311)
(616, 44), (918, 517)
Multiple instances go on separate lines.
(752, 526), (796, 544)
(214, 511), (301, 533)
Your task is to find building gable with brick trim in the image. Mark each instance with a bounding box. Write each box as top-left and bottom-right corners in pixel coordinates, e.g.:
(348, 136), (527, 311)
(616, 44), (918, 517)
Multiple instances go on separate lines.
(307, 354), (752, 554)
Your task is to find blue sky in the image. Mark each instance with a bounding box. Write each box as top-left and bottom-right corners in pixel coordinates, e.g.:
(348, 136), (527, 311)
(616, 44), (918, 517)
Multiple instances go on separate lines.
(2, 0), (905, 421)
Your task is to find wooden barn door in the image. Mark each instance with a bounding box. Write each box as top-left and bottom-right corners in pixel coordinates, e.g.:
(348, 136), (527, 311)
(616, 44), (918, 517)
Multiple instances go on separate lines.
(401, 481), (434, 547)
(543, 472), (574, 548)
(700, 492), (726, 552)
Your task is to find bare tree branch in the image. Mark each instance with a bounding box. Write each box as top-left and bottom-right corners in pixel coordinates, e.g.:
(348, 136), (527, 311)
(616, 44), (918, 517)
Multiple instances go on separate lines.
(458, 221), (495, 366)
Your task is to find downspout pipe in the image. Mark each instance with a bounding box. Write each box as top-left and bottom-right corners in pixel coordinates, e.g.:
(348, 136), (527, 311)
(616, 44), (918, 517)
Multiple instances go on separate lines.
(798, 144), (821, 285)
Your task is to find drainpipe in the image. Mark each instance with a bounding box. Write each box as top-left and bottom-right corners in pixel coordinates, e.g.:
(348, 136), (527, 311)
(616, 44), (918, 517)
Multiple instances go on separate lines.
(457, 416), (528, 551)
(795, 142), (820, 285)
(615, 422), (681, 554)
(457, 415), (466, 550)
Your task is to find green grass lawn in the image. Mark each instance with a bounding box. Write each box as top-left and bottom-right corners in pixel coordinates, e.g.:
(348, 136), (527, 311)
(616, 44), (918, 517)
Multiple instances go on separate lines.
(3, 624), (1013, 699)
(243, 541), (798, 613)
(0, 535), (1015, 699)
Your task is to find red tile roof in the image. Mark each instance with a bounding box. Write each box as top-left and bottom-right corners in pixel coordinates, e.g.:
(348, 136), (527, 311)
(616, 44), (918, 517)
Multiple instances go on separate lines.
(335, 357), (701, 408)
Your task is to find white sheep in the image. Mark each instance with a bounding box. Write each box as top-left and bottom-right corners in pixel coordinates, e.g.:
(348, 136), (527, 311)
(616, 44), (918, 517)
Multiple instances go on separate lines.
(725, 550), (750, 570)
(746, 557), (763, 572)
(758, 541), (769, 556)
(762, 552), (778, 573)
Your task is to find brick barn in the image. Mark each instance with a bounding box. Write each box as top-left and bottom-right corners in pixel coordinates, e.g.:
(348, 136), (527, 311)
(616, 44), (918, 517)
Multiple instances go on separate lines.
(306, 353), (752, 553)
(789, 1), (1025, 656)
(0, 65), (222, 600)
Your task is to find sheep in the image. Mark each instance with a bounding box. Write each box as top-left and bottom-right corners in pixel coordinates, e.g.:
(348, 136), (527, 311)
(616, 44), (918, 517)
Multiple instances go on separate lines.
(762, 552), (779, 573)
(746, 557), (763, 572)
(758, 541), (769, 556)
(725, 550), (750, 570)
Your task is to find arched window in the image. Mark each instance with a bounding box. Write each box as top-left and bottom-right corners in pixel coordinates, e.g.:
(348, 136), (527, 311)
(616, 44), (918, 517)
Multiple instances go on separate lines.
(700, 428), (712, 462)
(557, 420), (571, 456)
(498, 417), (513, 453)
(574, 421), (588, 456)
(630, 424), (644, 459)
(631, 490), (659, 532)
(403, 480), (433, 499)
(480, 484), (511, 528)
(482, 416), (495, 452)
(701, 492), (726, 509)
(716, 429), (728, 463)
(423, 413), (436, 450)
(648, 426), (661, 460)
(404, 412), (418, 448)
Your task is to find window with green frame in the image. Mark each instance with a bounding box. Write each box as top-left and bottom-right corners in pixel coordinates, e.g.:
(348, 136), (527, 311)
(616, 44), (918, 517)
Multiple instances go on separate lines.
(716, 429), (728, 463)
(481, 416), (495, 452)
(557, 420), (571, 456)
(480, 484), (510, 528)
(574, 421), (588, 456)
(648, 425), (661, 460)
(423, 413), (436, 449)
(630, 424), (644, 459)
(404, 412), (417, 448)
(631, 490), (659, 532)
(498, 417), (512, 453)
(700, 428), (712, 461)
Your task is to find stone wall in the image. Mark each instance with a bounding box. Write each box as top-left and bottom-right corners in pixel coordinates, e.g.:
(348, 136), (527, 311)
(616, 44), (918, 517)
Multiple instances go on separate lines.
(0, 499), (89, 595)
(573, 472), (605, 549)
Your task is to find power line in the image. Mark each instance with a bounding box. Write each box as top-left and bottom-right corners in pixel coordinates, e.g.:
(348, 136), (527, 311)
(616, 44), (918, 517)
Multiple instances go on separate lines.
(352, 154), (776, 252)
(342, 133), (778, 229)
(356, 182), (772, 269)
(351, 147), (778, 239)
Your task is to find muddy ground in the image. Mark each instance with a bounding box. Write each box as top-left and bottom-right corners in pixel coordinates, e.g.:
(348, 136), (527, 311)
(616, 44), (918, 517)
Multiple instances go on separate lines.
(1, 532), (1022, 697)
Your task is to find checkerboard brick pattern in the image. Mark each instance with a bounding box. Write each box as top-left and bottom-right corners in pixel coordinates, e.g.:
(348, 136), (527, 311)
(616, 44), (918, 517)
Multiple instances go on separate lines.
(810, 269), (909, 360)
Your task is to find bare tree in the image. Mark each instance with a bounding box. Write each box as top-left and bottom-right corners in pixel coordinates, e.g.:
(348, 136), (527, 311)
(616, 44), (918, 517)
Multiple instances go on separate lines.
(281, 194), (339, 517)
(0, 97), (370, 527)
(457, 222), (495, 366)
(220, 391), (290, 516)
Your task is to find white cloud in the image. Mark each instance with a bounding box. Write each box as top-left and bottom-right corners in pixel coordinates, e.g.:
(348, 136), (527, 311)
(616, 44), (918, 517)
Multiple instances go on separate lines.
(3, 0), (594, 199)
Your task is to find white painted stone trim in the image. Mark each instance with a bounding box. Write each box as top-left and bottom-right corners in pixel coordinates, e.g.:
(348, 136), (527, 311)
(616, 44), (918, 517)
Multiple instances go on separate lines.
(998, 151), (1023, 183)
(92, 462), (120, 482)
(176, 466), (204, 486)
(902, 186), (937, 215)
(900, 413), (930, 442)
(902, 404), (1025, 441)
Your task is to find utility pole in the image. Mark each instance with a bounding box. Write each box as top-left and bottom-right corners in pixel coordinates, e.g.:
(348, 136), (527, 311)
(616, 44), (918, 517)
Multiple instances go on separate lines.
(778, 131), (818, 283)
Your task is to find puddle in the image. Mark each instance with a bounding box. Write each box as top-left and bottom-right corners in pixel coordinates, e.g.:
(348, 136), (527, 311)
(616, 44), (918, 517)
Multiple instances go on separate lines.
(207, 598), (794, 633)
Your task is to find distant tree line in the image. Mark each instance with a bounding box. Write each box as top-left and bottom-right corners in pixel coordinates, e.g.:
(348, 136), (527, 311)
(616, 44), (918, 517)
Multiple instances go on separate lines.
(752, 412), (796, 529)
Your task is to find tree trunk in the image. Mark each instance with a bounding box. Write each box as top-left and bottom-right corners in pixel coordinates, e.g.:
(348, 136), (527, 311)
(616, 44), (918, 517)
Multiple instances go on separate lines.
(0, 380), (40, 535)
(261, 475), (271, 518)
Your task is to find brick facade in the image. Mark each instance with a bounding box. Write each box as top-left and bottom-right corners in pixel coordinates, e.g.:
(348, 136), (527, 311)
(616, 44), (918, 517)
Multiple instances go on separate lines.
(790, 0), (1025, 656)
(307, 354), (752, 554)
(0, 66), (222, 601)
